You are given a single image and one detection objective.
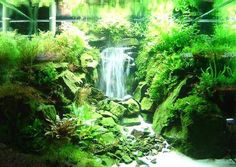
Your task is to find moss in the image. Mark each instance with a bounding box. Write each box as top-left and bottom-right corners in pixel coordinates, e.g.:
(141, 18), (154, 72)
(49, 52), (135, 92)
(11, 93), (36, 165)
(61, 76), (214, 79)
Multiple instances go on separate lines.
(43, 145), (107, 167)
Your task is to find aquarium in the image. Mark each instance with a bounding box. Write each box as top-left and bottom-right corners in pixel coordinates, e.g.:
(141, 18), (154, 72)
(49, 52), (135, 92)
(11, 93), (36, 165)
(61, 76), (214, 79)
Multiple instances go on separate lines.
(0, 0), (236, 167)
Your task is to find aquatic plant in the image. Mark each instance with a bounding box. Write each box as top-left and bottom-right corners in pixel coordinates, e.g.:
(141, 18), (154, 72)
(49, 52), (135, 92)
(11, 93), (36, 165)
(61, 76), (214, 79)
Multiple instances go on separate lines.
(0, 32), (20, 82)
(45, 115), (77, 141)
(32, 62), (58, 85)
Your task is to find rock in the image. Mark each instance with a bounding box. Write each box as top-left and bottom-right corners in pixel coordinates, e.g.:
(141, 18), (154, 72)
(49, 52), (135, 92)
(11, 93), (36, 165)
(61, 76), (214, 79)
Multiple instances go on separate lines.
(97, 110), (118, 122)
(121, 117), (141, 126)
(151, 158), (157, 164)
(91, 87), (106, 101)
(153, 78), (188, 133)
(140, 97), (154, 111)
(133, 151), (143, 157)
(117, 38), (139, 47)
(115, 150), (133, 164)
(131, 129), (144, 138)
(80, 52), (98, 69)
(121, 98), (140, 116)
(136, 159), (149, 166)
(98, 99), (111, 111)
(133, 81), (147, 102)
(140, 112), (152, 123)
(99, 117), (117, 127)
(153, 94), (227, 158)
(109, 101), (127, 118)
(98, 132), (118, 146)
(76, 104), (103, 122)
(57, 70), (84, 96)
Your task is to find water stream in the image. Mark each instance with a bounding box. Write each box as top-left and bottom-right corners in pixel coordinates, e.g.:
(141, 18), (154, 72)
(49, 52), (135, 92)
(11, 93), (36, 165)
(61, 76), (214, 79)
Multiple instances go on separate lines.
(99, 47), (170, 166)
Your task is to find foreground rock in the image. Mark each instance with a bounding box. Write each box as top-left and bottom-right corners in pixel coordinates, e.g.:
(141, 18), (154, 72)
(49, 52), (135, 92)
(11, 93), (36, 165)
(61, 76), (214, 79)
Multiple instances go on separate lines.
(153, 94), (227, 158)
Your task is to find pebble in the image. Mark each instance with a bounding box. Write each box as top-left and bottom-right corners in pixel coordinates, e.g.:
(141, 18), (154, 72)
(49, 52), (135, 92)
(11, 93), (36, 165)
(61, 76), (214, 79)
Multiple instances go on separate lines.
(151, 158), (157, 164)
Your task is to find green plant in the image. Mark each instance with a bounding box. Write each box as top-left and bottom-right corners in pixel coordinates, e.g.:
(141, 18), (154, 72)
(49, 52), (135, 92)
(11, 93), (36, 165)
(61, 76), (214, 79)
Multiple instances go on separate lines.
(19, 118), (46, 152)
(33, 62), (58, 85)
(193, 61), (236, 97)
(91, 19), (144, 45)
(152, 26), (197, 54)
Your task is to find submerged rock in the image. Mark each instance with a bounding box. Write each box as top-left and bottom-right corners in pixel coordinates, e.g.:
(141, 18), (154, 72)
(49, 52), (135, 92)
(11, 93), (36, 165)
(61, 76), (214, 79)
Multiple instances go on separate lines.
(121, 117), (141, 126)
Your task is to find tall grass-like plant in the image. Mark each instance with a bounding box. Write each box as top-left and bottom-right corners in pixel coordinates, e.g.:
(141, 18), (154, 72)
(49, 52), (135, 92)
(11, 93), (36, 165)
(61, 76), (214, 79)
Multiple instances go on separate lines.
(0, 32), (20, 82)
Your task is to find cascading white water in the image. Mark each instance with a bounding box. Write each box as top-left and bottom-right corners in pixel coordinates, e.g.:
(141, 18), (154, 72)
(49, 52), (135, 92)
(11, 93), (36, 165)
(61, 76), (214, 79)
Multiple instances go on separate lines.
(100, 47), (133, 99)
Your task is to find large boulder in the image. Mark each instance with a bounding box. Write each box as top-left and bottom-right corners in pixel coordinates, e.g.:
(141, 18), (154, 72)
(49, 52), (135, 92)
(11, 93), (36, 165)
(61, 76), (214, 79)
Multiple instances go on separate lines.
(153, 95), (227, 158)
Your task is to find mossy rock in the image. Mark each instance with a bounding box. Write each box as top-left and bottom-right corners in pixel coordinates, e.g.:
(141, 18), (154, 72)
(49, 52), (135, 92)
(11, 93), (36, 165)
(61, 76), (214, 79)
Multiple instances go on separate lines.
(57, 70), (84, 96)
(98, 100), (127, 119)
(121, 98), (140, 117)
(98, 132), (118, 146)
(133, 81), (147, 102)
(154, 95), (227, 158)
(110, 101), (127, 118)
(121, 117), (141, 126)
(140, 97), (154, 111)
(76, 104), (103, 121)
(99, 117), (117, 127)
(80, 52), (98, 69)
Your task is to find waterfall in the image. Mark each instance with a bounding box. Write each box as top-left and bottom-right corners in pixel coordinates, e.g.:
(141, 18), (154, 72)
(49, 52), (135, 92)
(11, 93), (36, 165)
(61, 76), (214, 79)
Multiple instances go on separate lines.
(100, 47), (133, 99)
